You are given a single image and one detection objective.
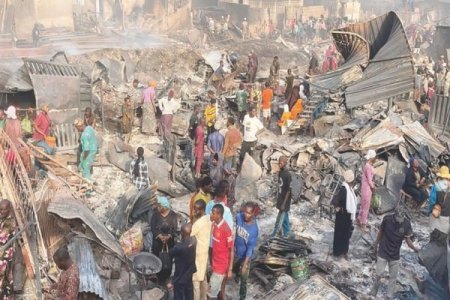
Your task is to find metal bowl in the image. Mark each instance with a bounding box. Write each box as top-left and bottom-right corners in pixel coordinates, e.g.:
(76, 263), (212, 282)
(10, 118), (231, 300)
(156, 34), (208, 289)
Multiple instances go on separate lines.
(132, 253), (162, 276)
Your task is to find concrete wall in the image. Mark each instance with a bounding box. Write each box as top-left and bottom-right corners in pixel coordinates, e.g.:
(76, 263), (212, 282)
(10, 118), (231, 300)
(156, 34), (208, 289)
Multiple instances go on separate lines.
(12, 0), (73, 36)
(192, 0), (219, 8)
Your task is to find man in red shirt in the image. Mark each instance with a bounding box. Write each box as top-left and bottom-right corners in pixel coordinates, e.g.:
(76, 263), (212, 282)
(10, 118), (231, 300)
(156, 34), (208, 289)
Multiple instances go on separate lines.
(209, 204), (234, 300)
(33, 105), (55, 154)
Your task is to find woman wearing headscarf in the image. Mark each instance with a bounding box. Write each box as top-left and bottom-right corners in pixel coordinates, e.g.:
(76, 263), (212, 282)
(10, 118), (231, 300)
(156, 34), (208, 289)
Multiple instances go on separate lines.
(141, 80), (157, 135)
(358, 150), (376, 232)
(129, 147), (151, 190)
(332, 170), (357, 259)
(286, 85), (300, 110)
(150, 196), (178, 284)
(4, 106), (33, 174)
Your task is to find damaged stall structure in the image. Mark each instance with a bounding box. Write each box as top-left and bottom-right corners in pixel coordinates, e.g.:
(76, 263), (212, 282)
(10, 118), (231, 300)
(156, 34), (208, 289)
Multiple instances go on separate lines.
(310, 11), (415, 109)
(0, 55), (92, 151)
(0, 127), (127, 299)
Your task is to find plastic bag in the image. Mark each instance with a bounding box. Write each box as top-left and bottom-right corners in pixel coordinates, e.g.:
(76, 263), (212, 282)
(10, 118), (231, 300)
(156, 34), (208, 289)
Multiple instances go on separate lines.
(21, 115), (33, 134)
(119, 222), (144, 256)
(371, 194), (381, 211)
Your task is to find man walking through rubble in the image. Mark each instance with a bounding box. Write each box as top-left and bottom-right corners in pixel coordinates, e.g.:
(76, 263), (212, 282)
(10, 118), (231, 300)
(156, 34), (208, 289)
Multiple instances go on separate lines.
(223, 117), (242, 171)
(159, 90), (180, 138)
(191, 200), (211, 300)
(236, 83), (248, 124)
(272, 156), (292, 237)
(233, 201), (259, 300)
(370, 210), (419, 298)
(74, 118), (97, 182)
(239, 106), (264, 170)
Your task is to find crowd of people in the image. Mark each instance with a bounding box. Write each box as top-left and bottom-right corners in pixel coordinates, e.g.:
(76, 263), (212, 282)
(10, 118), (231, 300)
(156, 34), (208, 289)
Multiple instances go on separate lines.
(416, 54), (450, 124)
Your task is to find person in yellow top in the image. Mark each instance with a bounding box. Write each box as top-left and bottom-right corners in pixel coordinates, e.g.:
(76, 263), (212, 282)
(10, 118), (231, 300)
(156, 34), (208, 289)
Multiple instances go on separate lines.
(278, 104), (291, 127)
(189, 176), (213, 222)
(191, 199), (212, 300)
(204, 98), (217, 138)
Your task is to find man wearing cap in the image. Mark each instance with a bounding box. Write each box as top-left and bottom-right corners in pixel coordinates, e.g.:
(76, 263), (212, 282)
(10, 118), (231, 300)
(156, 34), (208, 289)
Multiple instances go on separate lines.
(159, 90), (180, 138)
(74, 118), (97, 182)
(429, 166), (450, 234)
(358, 150), (376, 232)
(150, 196), (178, 284)
(33, 105), (55, 155)
(370, 210), (419, 298)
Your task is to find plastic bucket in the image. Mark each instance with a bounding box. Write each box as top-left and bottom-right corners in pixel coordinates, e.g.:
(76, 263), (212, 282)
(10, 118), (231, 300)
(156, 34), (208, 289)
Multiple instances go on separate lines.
(290, 257), (309, 281)
(45, 135), (57, 148)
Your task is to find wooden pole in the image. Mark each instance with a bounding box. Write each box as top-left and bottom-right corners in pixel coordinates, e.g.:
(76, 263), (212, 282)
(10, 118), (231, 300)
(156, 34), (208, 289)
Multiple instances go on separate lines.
(100, 79), (105, 130)
(19, 139), (96, 189)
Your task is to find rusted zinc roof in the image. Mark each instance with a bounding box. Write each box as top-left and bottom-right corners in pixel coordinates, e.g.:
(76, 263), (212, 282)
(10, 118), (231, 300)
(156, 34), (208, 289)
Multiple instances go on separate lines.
(48, 188), (124, 257)
(310, 12), (414, 108)
(69, 237), (109, 299)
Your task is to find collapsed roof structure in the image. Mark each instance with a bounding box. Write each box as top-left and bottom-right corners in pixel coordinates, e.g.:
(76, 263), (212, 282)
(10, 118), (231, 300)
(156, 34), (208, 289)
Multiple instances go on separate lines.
(311, 11), (415, 109)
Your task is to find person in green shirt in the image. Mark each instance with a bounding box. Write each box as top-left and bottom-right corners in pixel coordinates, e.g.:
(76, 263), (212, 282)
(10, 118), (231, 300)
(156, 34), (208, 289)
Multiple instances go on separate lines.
(0, 109), (5, 129)
(74, 118), (98, 181)
(236, 83), (248, 124)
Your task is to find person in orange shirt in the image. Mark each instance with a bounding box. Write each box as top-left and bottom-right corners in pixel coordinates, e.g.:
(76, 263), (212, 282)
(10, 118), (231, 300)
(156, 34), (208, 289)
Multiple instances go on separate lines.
(261, 82), (273, 128)
(290, 98), (303, 119)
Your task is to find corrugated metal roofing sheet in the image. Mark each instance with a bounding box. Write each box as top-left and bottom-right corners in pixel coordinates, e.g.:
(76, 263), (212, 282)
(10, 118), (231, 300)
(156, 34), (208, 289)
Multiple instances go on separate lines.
(0, 60), (33, 92)
(310, 12), (414, 108)
(48, 189), (124, 257)
(69, 237), (109, 300)
(24, 59), (80, 77)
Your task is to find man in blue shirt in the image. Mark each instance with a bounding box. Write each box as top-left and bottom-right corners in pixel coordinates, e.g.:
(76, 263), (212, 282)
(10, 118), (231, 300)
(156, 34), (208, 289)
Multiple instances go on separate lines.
(205, 180), (233, 230)
(207, 123), (224, 168)
(233, 202), (259, 300)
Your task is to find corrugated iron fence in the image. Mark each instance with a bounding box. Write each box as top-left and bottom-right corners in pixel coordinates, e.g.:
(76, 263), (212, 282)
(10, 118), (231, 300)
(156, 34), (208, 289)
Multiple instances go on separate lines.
(429, 94), (450, 133)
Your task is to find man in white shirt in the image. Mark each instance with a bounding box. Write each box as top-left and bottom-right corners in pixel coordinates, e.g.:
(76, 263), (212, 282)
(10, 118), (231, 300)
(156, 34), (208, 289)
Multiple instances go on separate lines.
(239, 106), (264, 170)
(159, 90), (180, 138)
